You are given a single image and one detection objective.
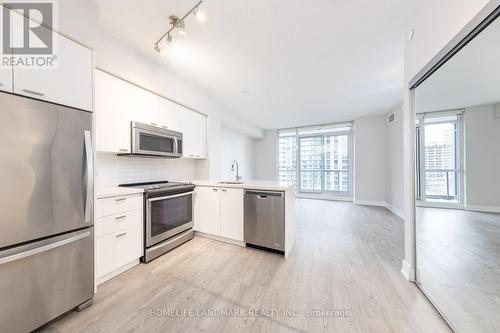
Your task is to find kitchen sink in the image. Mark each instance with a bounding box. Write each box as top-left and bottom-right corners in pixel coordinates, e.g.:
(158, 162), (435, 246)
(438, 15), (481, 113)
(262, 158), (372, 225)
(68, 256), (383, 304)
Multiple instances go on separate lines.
(218, 181), (244, 185)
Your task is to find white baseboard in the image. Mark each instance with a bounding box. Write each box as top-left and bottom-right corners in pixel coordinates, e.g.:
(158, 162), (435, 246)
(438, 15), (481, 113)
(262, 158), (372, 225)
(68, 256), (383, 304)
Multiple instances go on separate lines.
(195, 231), (246, 247)
(96, 259), (140, 287)
(353, 200), (386, 207)
(385, 203), (404, 219)
(298, 196), (404, 219)
(297, 193), (352, 202)
(466, 205), (500, 213)
(353, 200), (404, 219)
(401, 260), (415, 281)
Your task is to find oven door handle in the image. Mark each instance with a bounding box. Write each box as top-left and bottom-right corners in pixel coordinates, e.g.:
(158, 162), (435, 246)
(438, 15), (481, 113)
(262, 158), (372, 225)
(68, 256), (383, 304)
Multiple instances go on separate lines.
(147, 191), (194, 202)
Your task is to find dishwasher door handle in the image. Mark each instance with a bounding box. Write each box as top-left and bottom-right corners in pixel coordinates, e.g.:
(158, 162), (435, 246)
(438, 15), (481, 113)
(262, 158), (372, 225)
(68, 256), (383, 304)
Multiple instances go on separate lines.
(245, 191), (283, 197)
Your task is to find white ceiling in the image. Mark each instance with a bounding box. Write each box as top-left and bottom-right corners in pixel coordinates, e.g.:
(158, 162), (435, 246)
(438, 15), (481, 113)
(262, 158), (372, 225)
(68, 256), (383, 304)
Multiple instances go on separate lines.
(96, 0), (415, 129)
(416, 15), (500, 113)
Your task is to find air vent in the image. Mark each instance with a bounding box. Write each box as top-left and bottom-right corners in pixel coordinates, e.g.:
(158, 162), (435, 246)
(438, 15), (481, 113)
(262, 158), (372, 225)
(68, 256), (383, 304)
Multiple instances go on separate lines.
(388, 113), (395, 124)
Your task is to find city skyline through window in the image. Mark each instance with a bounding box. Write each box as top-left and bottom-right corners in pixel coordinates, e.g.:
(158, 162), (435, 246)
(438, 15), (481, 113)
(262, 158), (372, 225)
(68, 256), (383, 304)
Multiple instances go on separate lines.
(278, 124), (352, 196)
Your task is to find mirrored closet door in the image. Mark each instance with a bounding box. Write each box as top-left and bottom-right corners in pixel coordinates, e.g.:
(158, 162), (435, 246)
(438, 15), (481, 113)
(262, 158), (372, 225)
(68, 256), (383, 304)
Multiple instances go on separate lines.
(414, 8), (500, 333)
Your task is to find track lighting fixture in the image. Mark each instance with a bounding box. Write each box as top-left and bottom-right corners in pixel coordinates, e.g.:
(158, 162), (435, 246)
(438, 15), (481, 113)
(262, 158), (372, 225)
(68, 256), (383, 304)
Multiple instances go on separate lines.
(154, 0), (204, 56)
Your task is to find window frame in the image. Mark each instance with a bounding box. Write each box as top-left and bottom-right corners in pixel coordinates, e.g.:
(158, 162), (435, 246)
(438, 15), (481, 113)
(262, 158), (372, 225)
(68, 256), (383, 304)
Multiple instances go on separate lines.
(277, 123), (353, 198)
(415, 112), (464, 208)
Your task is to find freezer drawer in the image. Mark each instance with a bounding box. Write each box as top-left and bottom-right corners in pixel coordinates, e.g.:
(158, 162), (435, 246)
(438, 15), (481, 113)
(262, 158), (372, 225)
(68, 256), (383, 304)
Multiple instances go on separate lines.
(244, 190), (285, 252)
(0, 228), (94, 333)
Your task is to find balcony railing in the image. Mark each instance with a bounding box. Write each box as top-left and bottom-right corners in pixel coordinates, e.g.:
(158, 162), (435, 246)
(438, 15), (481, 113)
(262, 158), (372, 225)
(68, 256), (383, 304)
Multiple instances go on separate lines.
(424, 169), (458, 200)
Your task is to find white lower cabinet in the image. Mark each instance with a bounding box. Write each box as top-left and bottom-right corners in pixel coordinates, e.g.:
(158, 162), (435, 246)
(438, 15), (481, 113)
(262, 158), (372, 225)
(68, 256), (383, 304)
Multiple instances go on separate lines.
(95, 193), (143, 285)
(220, 188), (244, 241)
(96, 225), (142, 279)
(194, 187), (221, 235)
(194, 187), (244, 242)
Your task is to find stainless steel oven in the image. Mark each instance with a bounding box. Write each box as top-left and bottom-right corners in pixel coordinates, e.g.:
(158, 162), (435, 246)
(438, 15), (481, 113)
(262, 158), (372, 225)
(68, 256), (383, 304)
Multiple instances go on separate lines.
(146, 191), (194, 247)
(130, 121), (183, 158)
(119, 181), (196, 263)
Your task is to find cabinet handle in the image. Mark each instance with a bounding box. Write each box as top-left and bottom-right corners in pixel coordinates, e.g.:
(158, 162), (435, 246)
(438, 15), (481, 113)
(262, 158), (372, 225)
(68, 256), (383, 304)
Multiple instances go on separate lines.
(115, 215), (127, 220)
(115, 198), (127, 202)
(23, 89), (45, 97)
(150, 123), (158, 126)
(212, 188), (219, 192)
(221, 189), (227, 192)
(115, 232), (127, 238)
(119, 148), (128, 152)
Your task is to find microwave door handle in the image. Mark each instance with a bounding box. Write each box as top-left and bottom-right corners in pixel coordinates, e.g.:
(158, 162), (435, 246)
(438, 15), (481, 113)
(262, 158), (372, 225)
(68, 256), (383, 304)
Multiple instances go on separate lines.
(84, 130), (93, 223)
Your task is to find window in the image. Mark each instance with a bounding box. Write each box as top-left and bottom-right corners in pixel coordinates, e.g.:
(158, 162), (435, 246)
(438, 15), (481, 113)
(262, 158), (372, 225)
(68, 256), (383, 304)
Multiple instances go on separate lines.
(278, 124), (352, 196)
(416, 114), (462, 204)
(278, 129), (297, 183)
(324, 134), (349, 194)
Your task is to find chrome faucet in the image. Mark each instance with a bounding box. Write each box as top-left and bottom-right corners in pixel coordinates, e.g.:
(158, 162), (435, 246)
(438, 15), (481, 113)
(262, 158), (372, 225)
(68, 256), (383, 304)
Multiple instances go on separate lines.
(231, 160), (242, 182)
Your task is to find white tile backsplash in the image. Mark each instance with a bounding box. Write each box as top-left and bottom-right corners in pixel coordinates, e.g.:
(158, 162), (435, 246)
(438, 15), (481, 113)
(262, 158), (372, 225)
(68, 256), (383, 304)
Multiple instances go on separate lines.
(96, 153), (197, 189)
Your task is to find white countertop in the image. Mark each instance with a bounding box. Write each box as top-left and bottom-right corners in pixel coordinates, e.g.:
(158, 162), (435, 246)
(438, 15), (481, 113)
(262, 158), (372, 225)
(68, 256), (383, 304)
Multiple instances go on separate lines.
(96, 181), (295, 199)
(191, 180), (296, 192)
(96, 186), (144, 199)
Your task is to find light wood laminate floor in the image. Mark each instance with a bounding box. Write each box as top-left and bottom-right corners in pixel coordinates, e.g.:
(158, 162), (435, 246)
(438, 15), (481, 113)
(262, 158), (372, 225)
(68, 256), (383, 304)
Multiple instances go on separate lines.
(42, 200), (450, 333)
(416, 207), (500, 332)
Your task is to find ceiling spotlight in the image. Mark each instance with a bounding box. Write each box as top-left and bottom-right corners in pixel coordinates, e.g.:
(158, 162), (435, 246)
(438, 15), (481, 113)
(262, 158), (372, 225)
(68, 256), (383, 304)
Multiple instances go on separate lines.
(193, 6), (206, 22)
(177, 20), (187, 35)
(157, 34), (173, 57)
(154, 1), (204, 56)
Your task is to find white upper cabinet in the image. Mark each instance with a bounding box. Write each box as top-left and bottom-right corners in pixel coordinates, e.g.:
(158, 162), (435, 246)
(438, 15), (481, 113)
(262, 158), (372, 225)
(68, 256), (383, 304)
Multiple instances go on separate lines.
(178, 107), (207, 159)
(95, 70), (207, 158)
(131, 92), (181, 133)
(95, 70), (133, 153)
(0, 68), (12, 93)
(12, 20), (93, 111)
(220, 188), (244, 241)
(0, 8), (13, 93)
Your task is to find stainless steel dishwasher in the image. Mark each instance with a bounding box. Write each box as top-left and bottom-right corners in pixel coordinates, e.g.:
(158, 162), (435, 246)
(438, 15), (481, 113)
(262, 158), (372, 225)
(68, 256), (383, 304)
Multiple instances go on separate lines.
(244, 190), (285, 253)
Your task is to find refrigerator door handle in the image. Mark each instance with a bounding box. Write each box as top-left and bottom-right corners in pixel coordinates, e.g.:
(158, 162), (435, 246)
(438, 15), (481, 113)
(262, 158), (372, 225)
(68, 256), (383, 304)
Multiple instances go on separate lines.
(84, 130), (93, 223)
(0, 230), (91, 265)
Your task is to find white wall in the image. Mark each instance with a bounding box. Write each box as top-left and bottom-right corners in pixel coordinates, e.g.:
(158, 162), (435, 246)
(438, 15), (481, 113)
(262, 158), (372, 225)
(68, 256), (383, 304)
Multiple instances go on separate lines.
(353, 115), (387, 205)
(256, 130), (278, 181)
(220, 127), (256, 180)
(95, 32), (263, 185)
(386, 103), (404, 216)
(402, 0), (491, 280)
(465, 103), (500, 211)
(96, 153), (196, 189)
(56, 0), (100, 50)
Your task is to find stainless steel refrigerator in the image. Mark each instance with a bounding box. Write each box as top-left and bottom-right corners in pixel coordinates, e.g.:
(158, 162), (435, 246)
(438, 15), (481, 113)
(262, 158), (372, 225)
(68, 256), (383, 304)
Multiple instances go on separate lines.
(0, 92), (94, 332)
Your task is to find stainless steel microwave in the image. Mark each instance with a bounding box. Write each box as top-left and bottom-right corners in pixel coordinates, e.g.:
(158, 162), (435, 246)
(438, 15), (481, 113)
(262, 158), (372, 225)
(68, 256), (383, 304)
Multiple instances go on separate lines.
(127, 121), (183, 158)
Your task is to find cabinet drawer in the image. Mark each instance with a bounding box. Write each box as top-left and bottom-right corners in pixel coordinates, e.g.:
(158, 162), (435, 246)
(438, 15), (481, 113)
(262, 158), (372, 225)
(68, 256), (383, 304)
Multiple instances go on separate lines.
(96, 225), (143, 279)
(96, 194), (142, 218)
(96, 209), (142, 238)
